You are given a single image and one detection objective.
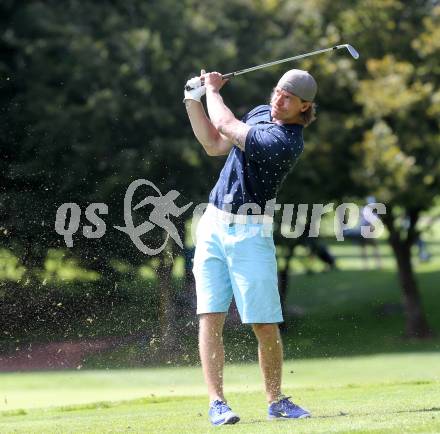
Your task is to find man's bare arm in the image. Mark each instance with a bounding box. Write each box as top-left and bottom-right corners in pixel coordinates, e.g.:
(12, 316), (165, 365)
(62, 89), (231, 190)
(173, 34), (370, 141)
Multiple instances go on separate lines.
(218, 119), (250, 152)
(185, 100), (233, 156)
(205, 85), (251, 152)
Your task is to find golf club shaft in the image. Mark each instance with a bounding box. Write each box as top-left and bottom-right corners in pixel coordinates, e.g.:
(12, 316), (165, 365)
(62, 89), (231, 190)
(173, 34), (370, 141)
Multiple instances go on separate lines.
(185, 44), (358, 90)
(222, 45), (351, 79)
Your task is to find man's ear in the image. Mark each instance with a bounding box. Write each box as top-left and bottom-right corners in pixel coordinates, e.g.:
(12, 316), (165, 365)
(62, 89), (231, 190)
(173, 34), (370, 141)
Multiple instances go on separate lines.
(301, 101), (312, 113)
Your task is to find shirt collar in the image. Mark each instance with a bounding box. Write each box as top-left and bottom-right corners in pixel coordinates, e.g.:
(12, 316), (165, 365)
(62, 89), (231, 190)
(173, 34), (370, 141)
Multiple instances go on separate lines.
(268, 105), (304, 129)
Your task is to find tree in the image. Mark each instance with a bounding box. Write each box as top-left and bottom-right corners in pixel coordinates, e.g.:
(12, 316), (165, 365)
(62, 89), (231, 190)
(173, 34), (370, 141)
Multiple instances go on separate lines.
(267, 0), (439, 338)
(336, 0), (439, 337)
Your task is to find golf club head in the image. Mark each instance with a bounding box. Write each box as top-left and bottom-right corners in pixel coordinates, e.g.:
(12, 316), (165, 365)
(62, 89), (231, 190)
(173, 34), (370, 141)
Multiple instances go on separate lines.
(335, 44), (360, 59)
(345, 44), (359, 59)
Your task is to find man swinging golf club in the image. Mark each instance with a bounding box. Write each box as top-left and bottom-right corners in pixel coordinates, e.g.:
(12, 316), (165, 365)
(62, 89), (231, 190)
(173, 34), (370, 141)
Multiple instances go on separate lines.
(184, 67), (317, 425)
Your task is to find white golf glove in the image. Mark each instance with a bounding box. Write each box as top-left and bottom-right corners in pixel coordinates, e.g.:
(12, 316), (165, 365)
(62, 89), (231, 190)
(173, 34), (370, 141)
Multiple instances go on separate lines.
(183, 76), (206, 103)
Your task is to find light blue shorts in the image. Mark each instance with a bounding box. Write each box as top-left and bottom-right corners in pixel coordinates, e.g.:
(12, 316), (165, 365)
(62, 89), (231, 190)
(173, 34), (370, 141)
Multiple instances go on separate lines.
(192, 205), (283, 324)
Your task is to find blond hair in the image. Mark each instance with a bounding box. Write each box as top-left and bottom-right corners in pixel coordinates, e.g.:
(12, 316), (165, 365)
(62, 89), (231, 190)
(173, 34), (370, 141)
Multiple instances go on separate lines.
(301, 102), (317, 127)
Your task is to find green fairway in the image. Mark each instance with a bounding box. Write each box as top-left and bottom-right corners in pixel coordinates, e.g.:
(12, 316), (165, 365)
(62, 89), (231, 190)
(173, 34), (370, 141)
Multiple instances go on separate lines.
(1, 353), (440, 433)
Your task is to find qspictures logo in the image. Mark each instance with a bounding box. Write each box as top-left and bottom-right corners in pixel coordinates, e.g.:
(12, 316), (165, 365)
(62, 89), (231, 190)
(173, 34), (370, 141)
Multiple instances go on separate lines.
(54, 179), (387, 256)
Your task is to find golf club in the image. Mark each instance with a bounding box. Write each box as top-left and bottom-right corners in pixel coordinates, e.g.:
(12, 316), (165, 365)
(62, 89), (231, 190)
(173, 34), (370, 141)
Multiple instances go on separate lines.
(186, 44), (359, 90)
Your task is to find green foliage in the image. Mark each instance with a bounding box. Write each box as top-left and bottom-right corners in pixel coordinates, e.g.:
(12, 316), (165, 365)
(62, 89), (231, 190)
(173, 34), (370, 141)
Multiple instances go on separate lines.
(1, 0), (439, 340)
(0, 249), (25, 281)
(41, 249), (100, 283)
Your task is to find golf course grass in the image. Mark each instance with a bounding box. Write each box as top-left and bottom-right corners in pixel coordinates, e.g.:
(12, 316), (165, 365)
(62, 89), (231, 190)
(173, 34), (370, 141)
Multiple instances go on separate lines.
(1, 353), (440, 433)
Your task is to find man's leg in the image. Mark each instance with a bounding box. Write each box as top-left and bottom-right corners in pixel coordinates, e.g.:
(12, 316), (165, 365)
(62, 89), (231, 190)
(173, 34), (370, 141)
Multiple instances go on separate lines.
(252, 323), (283, 402)
(199, 312), (227, 401)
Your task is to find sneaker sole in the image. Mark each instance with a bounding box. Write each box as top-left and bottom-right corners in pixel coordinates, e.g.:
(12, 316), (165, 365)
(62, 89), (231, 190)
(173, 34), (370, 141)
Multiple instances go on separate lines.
(268, 413), (311, 420)
(212, 415), (240, 426)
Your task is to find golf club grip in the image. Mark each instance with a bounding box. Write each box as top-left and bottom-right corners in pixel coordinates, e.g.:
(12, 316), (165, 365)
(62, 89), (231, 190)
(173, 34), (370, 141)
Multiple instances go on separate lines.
(199, 73), (234, 86)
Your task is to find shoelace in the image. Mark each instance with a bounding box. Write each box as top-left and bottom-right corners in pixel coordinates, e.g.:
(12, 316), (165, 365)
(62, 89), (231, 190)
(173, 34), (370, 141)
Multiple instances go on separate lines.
(212, 400), (230, 414)
(277, 396), (298, 410)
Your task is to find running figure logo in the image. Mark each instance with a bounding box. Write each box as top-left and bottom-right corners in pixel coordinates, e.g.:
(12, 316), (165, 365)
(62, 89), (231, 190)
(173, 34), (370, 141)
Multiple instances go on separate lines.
(114, 179), (193, 255)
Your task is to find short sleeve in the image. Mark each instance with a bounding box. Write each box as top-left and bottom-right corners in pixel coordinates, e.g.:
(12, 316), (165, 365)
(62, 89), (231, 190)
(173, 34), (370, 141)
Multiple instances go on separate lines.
(241, 105), (269, 123)
(245, 125), (293, 164)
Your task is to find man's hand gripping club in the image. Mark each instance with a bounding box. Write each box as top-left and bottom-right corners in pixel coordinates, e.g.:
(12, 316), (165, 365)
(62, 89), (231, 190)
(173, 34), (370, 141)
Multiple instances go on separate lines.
(184, 70), (230, 102)
(184, 69), (207, 103)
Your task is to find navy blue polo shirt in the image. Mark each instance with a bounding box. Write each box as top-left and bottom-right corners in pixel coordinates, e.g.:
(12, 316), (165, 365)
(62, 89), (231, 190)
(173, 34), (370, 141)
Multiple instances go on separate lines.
(209, 104), (304, 214)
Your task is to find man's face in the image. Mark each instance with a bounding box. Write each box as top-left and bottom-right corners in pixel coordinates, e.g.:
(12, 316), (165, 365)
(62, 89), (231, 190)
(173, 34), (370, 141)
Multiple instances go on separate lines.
(270, 87), (311, 124)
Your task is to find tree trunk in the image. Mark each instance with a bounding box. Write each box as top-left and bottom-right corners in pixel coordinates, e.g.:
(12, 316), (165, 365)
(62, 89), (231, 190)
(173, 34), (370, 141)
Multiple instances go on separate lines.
(390, 239), (432, 338)
(180, 217), (196, 319)
(155, 243), (179, 361)
(384, 208), (432, 339)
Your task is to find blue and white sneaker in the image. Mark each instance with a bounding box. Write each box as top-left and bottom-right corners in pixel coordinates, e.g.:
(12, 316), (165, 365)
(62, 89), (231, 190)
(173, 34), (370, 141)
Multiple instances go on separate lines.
(268, 396), (311, 420)
(209, 400), (240, 426)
